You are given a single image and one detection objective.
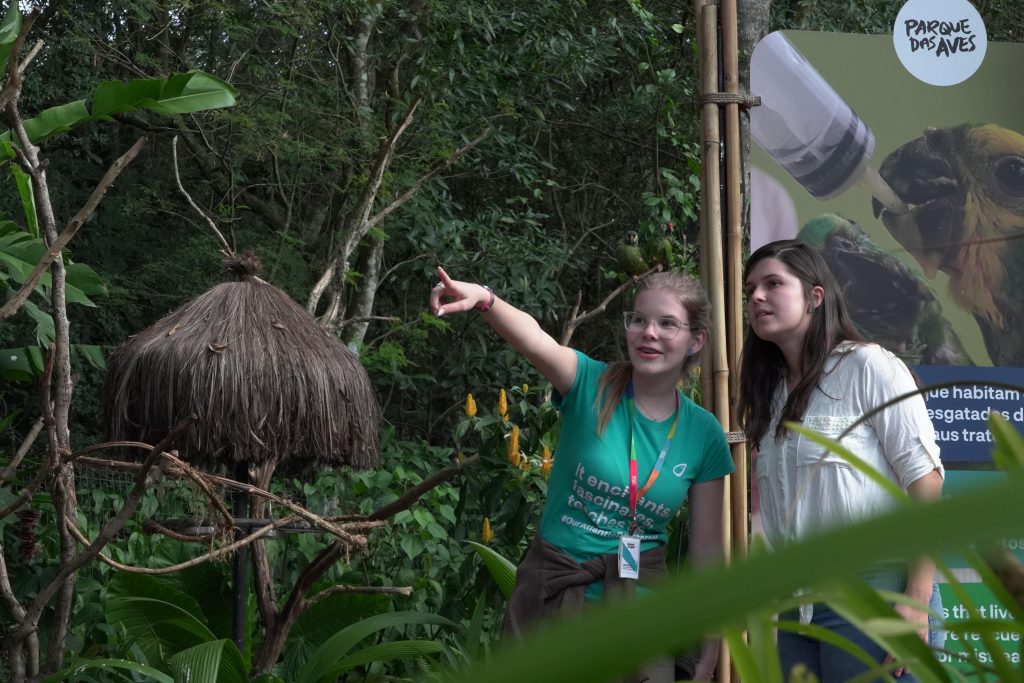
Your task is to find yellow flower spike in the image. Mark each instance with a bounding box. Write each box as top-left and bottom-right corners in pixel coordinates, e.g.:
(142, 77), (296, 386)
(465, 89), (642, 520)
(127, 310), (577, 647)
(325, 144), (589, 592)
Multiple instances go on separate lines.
(498, 388), (509, 420)
(540, 447), (553, 478)
(519, 454), (531, 472)
(482, 517), (493, 543)
(522, 383), (529, 395)
(465, 393), (477, 418)
(507, 425), (520, 465)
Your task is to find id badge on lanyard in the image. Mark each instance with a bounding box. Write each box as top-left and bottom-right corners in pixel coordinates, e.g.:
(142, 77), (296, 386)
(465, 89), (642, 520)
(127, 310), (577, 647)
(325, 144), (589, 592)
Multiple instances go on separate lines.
(619, 382), (681, 580)
(618, 535), (641, 579)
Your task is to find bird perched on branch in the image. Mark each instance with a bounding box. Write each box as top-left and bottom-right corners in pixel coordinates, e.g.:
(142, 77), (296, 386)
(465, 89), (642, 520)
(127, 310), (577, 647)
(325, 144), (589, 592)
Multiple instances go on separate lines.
(615, 230), (648, 279)
(643, 222), (674, 269)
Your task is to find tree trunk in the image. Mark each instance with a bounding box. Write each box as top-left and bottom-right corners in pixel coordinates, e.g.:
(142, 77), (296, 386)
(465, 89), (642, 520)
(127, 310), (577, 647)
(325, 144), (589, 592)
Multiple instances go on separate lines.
(343, 233), (385, 351)
(738, 0), (771, 236)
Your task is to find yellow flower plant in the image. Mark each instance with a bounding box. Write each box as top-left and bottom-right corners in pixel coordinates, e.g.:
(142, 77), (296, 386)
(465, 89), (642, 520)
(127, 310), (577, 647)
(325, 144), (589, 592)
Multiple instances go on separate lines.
(497, 388), (509, 420)
(507, 424), (520, 465)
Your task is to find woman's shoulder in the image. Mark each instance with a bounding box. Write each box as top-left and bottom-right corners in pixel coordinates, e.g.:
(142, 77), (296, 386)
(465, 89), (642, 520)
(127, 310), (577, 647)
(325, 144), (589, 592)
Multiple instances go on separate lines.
(680, 393), (725, 432)
(832, 341), (912, 383)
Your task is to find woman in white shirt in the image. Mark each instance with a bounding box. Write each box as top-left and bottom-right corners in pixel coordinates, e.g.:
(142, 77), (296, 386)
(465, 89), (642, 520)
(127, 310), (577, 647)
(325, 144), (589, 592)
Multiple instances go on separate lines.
(737, 239), (944, 682)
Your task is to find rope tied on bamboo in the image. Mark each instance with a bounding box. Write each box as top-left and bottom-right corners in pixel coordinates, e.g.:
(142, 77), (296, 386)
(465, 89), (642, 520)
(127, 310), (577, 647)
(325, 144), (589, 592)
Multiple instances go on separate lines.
(699, 92), (761, 108)
(725, 430), (746, 444)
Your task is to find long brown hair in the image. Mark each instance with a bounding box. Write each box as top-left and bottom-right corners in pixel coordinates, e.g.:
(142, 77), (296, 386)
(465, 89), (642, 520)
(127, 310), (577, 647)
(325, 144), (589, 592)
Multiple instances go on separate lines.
(736, 240), (864, 449)
(595, 271), (712, 433)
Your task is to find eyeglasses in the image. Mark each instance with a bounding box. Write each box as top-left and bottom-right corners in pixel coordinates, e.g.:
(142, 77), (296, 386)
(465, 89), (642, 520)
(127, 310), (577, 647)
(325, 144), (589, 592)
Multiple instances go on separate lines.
(622, 312), (690, 338)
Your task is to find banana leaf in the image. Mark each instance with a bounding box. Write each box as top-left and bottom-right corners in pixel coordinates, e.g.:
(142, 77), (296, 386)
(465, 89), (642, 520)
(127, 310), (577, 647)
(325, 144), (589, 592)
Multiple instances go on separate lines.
(167, 639), (248, 683)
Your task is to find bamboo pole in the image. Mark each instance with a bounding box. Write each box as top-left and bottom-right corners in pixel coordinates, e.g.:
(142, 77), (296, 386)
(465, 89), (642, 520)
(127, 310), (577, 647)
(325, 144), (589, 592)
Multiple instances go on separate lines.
(698, 1), (729, 555)
(697, 3), (732, 682)
(720, 0), (748, 564)
(721, 2), (748, 681)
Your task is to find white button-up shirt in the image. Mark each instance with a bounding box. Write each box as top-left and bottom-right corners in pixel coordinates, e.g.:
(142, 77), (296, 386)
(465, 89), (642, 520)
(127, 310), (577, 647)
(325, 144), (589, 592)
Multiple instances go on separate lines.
(756, 342), (943, 548)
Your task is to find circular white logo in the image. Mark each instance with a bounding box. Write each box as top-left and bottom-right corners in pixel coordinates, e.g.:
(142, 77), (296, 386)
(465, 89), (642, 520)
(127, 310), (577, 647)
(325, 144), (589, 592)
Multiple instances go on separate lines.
(893, 0), (987, 86)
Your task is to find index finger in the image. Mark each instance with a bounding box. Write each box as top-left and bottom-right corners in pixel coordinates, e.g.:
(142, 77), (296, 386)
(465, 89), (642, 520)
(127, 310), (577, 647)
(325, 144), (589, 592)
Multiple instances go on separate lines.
(437, 266), (455, 288)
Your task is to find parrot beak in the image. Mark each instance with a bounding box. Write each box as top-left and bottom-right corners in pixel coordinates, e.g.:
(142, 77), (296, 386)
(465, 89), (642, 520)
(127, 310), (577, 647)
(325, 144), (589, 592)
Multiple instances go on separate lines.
(873, 132), (966, 279)
(880, 204), (950, 278)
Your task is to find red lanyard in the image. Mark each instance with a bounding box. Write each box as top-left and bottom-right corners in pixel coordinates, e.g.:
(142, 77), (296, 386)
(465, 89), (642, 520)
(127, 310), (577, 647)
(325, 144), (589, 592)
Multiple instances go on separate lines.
(626, 382), (680, 532)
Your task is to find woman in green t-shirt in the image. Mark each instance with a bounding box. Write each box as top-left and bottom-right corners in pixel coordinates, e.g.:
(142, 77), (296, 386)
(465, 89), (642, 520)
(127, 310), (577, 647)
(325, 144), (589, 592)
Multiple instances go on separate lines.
(430, 266), (733, 682)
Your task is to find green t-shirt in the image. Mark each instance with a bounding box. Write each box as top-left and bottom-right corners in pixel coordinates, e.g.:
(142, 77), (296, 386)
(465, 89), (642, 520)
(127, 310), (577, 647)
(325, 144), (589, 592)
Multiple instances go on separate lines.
(539, 351), (734, 572)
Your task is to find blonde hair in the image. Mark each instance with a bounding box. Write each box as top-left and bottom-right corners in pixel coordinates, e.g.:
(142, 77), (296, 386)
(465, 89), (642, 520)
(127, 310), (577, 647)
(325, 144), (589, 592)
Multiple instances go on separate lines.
(594, 271), (711, 433)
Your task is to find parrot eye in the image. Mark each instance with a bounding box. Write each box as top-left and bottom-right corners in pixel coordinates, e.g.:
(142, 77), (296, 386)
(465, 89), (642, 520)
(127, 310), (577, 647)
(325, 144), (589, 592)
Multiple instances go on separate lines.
(994, 156), (1024, 197)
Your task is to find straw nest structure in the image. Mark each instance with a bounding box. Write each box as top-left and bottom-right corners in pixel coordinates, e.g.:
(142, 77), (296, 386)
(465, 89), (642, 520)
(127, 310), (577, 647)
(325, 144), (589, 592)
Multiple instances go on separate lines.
(103, 252), (380, 474)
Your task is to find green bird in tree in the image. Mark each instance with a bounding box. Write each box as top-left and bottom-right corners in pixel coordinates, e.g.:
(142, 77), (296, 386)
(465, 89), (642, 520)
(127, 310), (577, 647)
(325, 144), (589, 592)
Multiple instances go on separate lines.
(615, 230), (648, 279)
(643, 222), (674, 269)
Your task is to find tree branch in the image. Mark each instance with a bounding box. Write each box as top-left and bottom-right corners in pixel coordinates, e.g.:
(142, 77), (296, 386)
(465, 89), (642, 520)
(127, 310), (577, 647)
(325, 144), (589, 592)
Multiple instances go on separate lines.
(369, 454), (479, 521)
(558, 265), (660, 346)
(65, 515), (302, 574)
(172, 135), (232, 255)
(0, 137), (148, 322)
(8, 418), (195, 645)
(0, 417), (42, 488)
(306, 584), (413, 608)
(364, 125), (490, 232)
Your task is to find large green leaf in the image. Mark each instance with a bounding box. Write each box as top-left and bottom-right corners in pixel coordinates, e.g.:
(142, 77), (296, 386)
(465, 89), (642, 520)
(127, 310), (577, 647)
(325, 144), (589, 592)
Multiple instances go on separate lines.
(65, 262), (108, 297)
(0, 346), (38, 380)
(43, 658), (173, 683)
(1, 71), (237, 146)
(167, 639), (248, 683)
(19, 100), (93, 144)
(0, 234), (47, 287)
(106, 596), (217, 668)
(296, 611), (458, 683)
(0, 344), (103, 381)
(9, 164), (39, 239)
(92, 71), (237, 118)
(282, 591), (391, 678)
(319, 640), (445, 680)
(21, 299), (54, 346)
(440, 476), (1024, 683)
(989, 412), (1024, 479)
(177, 563), (236, 643)
(106, 575), (217, 670)
(0, 4), (21, 76)
(466, 540), (517, 599)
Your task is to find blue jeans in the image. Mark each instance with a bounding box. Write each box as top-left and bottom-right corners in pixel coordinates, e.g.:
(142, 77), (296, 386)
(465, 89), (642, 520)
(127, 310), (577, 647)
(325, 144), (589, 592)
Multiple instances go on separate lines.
(777, 571), (922, 683)
(928, 581), (945, 650)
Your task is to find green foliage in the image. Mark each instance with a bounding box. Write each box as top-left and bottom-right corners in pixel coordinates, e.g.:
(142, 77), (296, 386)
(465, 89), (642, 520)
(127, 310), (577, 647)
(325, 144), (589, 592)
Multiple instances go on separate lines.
(94, 569), (460, 682)
(5, 1), (1024, 681)
(294, 611), (457, 683)
(44, 658), (174, 683)
(443, 471), (1024, 683)
(168, 640), (249, 683)
(466, 541), (517, 600)
(435, 413), (1024, 683)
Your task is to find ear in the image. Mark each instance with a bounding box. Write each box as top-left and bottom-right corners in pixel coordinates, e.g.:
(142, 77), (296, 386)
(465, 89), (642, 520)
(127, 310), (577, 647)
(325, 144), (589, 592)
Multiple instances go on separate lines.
(809, 285), (825, 310)
(687, 329), (708, 356)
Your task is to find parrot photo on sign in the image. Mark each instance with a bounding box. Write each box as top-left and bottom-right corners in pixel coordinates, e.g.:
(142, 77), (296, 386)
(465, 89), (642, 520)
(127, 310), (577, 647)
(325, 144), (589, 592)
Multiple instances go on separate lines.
(873, 123), (1024, 367)
(798, 214), (969, 366)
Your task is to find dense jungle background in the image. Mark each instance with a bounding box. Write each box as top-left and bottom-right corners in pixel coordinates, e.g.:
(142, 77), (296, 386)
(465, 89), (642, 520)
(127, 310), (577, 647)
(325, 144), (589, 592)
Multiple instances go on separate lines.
(2, 0), (1024, 681)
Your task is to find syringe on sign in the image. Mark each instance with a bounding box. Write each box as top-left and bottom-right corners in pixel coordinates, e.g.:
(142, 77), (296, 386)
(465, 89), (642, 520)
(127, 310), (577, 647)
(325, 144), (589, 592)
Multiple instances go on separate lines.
(751, 32), (909, 215)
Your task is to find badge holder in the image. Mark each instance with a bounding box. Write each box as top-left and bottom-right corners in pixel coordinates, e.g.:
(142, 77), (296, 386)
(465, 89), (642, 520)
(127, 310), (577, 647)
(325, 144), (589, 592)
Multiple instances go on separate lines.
(618, 535), (640, 580)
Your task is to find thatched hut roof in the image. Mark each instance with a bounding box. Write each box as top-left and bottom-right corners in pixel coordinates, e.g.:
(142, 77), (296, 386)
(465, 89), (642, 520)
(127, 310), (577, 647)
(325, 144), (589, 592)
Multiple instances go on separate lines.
(103, 253), (380, 473)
